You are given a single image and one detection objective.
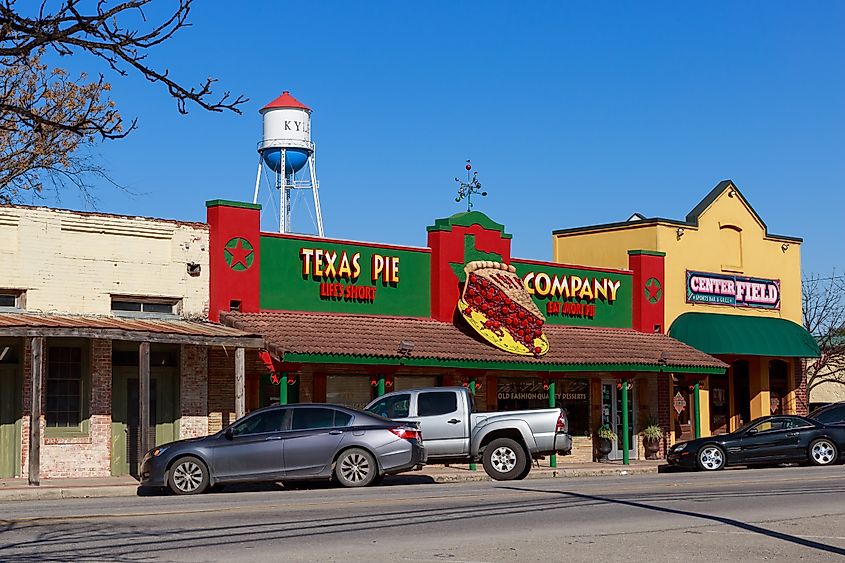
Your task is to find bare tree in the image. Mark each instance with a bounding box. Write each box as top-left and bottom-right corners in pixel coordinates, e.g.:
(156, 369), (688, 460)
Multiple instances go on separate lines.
(803, 272), (845, 398)
(0, 0), (247, 202)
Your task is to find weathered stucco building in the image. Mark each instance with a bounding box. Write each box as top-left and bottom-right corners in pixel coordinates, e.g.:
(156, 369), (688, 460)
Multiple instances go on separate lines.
(0, 205), (261, 481)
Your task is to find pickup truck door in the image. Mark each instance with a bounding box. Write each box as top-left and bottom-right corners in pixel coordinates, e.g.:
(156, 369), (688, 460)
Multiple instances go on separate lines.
(410, 390), (468, 457)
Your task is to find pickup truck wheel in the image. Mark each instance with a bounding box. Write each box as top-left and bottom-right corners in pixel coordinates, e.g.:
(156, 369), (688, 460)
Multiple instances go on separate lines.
(482, 438), (527, 481)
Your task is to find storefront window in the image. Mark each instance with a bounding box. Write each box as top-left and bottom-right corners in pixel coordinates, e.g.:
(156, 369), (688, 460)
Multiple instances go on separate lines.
(733, 361), (751, 427)
(46, 346), (83, 428)
(709, 374), (729, 434)
(769, 360), (789, 415)
(326, 375), (372, 410)
(496, 378), (589, 436)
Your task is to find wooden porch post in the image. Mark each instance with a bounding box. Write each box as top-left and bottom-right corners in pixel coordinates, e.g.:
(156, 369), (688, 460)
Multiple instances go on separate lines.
(139, 342), (151, 458)
(28, 336), (43, 486)
(235, 347), (245, 420)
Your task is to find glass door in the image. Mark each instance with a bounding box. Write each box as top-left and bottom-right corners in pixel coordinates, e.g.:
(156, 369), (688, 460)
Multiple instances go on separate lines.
(601, 380), (637, 461)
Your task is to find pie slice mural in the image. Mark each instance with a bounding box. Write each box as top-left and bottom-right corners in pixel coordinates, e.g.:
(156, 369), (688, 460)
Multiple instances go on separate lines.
(459, 260), (549, 357)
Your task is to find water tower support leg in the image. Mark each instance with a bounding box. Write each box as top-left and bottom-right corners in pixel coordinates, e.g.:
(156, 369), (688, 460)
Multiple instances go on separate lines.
(279, 150), (287, 233)
(253, 156), (263, 205)
(309, 155), (324, 237)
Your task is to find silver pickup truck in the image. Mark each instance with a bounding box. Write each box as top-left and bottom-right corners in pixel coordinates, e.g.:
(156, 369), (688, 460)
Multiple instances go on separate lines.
(365, 386), (572, 480)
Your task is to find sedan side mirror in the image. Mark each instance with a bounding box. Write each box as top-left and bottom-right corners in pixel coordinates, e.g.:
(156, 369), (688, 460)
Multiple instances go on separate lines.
(225, 427), (234, 440)
(746, 428), (758, 435)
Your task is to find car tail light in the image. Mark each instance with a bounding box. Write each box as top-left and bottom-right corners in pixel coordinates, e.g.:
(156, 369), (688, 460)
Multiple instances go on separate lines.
(390, 427), (422, 442)
(556, 411), (568, 433)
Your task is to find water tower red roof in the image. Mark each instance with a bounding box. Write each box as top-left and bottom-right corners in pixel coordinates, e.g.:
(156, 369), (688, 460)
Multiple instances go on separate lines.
(261, 91), (310, 111)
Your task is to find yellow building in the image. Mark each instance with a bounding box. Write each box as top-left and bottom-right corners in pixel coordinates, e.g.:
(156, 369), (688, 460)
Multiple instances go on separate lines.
(552, 180), (819, 440)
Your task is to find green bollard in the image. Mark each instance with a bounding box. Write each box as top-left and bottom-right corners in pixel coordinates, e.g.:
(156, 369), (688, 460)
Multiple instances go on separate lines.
(549, 379), (557, 468)
(469, 379), (477, 471)
(622, 378), (629, 466)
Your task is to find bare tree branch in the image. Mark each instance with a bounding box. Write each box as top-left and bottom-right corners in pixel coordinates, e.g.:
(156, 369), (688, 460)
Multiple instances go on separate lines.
(803, 271), (845, 400)
(0, 0), (246, 203)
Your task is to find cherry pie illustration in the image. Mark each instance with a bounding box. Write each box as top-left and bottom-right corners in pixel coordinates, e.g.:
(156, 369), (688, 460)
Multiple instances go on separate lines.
(458, 260), (549, 357)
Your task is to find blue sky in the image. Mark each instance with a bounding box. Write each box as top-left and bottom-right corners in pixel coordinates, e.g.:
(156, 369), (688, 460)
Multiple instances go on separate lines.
(36, 2), (844, 276)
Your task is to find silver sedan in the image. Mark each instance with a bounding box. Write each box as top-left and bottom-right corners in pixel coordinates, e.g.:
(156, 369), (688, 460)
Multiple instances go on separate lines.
(140, 404), (426, 494)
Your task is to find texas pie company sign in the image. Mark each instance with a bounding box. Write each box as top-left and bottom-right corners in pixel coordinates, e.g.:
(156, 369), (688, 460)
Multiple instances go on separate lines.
(686, 270), (780, 310)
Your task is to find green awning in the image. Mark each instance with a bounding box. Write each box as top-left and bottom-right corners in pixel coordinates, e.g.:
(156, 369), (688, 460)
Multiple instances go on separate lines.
(669, 312), (820, 358)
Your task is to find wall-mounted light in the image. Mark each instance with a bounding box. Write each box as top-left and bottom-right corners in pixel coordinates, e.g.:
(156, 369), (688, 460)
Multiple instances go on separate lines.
(676, 227), (685, 240)
(728, 189), (736, 198)
(781, 243), (790, 253)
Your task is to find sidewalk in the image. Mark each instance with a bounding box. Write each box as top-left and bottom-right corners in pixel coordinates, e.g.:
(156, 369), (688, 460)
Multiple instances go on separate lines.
(0, 459), (663, 503)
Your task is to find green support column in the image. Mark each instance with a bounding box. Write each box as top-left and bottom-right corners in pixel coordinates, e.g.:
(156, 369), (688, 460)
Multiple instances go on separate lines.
(548, 379), (557, 468)
(469, 378), (477, 471)
(693, 380), (701, 439)
(279, 374), (288, 405)
(621, 378), (629, 466)
(377, 375), (386, 397)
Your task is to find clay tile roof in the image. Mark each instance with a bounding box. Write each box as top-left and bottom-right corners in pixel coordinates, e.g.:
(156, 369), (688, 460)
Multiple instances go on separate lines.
(0, 313), (263, 346)
(221, 311), (727, 371)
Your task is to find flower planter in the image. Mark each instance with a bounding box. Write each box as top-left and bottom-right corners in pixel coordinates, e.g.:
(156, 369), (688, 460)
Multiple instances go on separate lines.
(643, 436), (661, 460)
(595, 436), (613, 462)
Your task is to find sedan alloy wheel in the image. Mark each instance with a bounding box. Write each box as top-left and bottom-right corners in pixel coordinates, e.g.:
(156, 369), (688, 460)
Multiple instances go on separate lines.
(335, 448), (377, 487)
(168, 456), (209, 495)
(697, 445), (725, 471)
(809, 439), (837, 466)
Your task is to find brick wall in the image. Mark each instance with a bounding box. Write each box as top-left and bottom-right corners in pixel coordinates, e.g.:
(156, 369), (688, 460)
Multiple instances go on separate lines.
(208, 346), (235, 434)
(20, 337), (32, 475)
(179, 344), (208, 438)
(794, 358), (808, 415)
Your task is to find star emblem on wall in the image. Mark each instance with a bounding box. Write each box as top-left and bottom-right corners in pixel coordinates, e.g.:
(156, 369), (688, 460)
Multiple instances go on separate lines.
(224, 237), (254, 271)
(644, 277), (663, 304)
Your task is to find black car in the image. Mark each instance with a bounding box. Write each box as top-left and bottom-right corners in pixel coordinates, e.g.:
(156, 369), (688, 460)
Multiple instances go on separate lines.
(140, 403), (426, 494)
(667, 415), (845, 471)
(810, 401), (845, 426)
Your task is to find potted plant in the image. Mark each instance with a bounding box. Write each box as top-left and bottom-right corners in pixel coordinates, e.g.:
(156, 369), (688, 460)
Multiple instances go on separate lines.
(594, 424), (616, 462)
(641, 419), (664, 460)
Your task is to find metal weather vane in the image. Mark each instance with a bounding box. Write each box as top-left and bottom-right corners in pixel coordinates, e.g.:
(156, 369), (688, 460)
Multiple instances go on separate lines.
(455, 160), (487, 211)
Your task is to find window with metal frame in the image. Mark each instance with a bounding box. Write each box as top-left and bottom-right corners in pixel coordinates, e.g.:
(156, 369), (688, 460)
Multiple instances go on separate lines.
(46, 346), (83, 428)
(0, 290), (23, 309)
(111, 297), (179, 316)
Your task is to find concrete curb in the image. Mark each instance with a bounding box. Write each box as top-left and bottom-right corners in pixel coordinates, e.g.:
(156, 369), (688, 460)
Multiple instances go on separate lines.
(0, 465), (660, 503)
(0, 485), (140, 503)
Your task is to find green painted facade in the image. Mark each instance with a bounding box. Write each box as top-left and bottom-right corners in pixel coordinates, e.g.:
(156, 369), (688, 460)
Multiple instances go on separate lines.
(511, 259), (632, 328)
(259, 235), (432, 316)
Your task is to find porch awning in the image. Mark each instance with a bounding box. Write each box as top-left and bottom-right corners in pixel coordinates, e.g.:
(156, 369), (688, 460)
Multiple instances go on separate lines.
(0, 313), (264, 348)
(668, 312), (820, 358)
(221, 311), (727, 374)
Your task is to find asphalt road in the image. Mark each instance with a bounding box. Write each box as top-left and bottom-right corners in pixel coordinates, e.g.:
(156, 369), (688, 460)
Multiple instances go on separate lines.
(2, 465), (845, 562)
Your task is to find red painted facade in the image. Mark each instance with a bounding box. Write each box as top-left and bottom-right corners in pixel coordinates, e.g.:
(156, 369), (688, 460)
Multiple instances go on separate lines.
(628, 250), (666, 334)
(427, 224), (511, 323)
(207, 201), (261, 322)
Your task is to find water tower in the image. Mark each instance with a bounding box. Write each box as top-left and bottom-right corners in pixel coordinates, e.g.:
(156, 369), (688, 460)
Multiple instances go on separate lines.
(252, 91), (324, 236)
